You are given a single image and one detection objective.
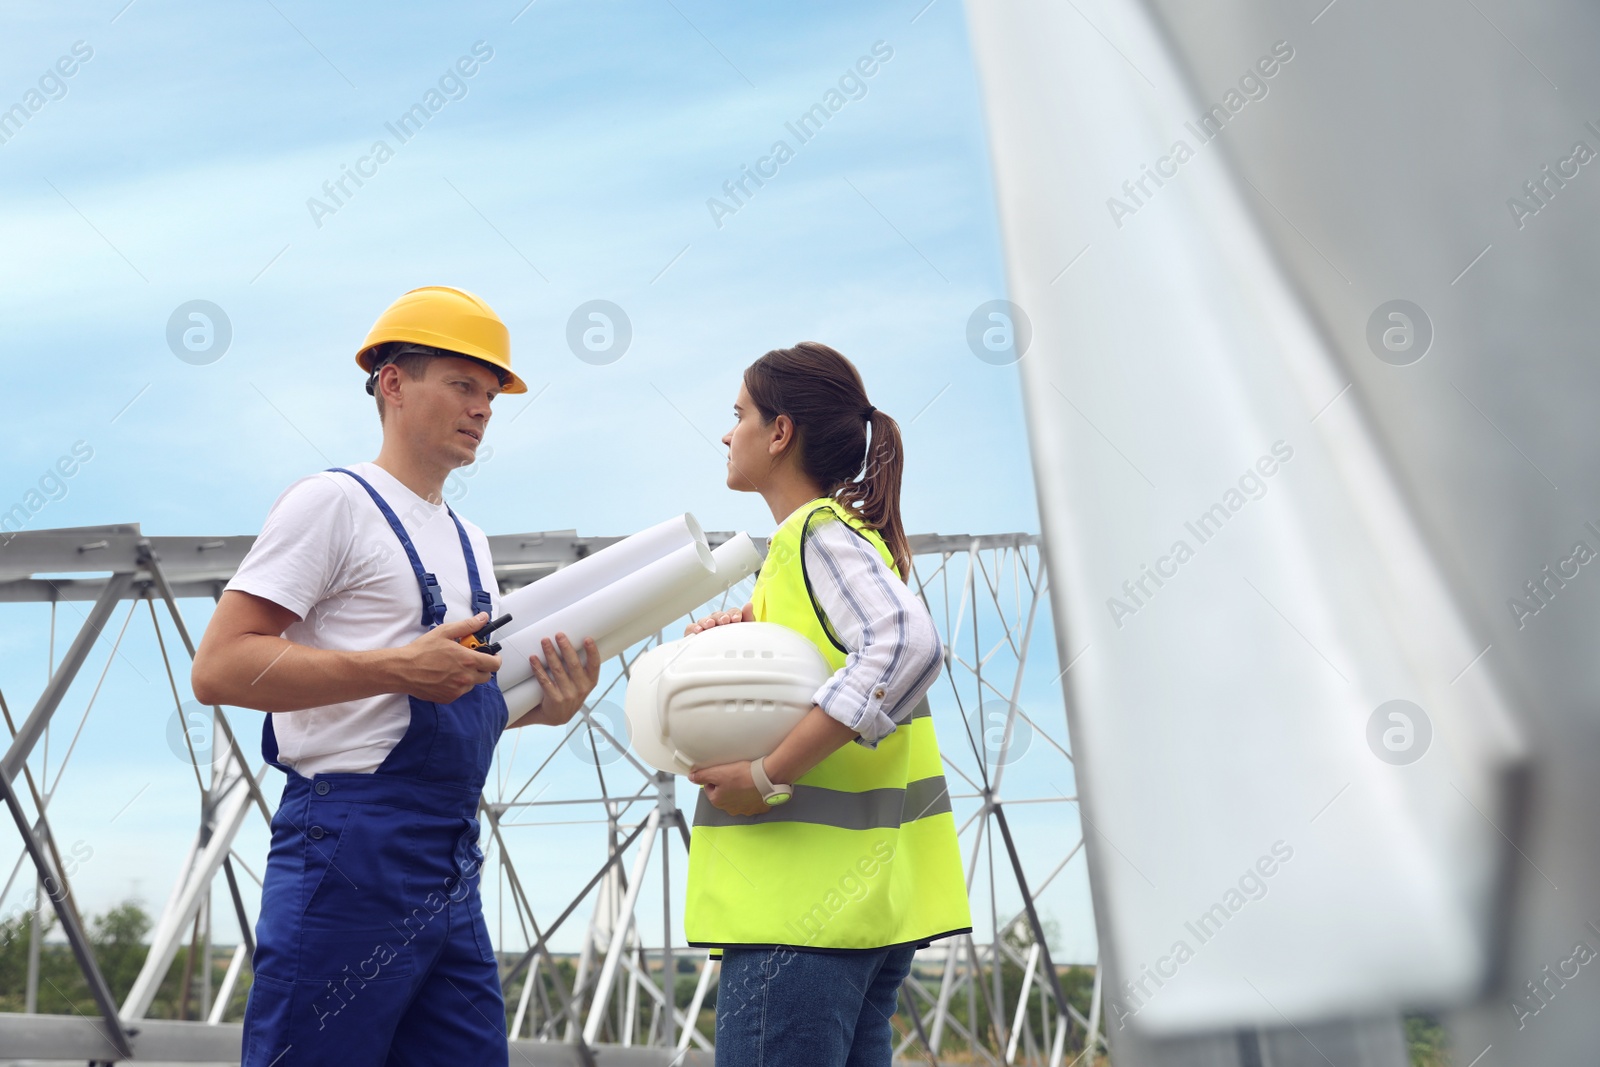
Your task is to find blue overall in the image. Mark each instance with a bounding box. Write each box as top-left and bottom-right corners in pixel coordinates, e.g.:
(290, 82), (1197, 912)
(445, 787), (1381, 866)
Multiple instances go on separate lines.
(240, 468), (509, 1067)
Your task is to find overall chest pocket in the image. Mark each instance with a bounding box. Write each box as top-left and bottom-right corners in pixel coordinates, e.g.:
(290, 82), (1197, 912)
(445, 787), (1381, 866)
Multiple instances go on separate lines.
(421, 685), (504, 785)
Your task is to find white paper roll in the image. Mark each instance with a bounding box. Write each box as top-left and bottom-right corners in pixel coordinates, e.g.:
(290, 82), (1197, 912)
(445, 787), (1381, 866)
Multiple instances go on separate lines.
(501, 533), (766, 725)
(498, 513), (705, 631)
(675, 533), (763, 617)
(604, 533), (764, 652)
(500, 677), (541, 725)
(497, 539), (714, 697)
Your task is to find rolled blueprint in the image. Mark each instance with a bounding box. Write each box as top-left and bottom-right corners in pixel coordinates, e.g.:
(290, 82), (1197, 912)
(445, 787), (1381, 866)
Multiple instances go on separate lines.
(499, 513), (705, 627)
(602, 532), (764, 653)
(501, 532), (766, 724)
(670, 533), (763, 620)
(496, 539), (714, 692)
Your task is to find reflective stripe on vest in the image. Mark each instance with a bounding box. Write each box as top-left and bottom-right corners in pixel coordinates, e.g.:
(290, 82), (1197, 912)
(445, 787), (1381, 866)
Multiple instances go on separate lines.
(694, 772), (952, 831)
(683, 497), (973, 951)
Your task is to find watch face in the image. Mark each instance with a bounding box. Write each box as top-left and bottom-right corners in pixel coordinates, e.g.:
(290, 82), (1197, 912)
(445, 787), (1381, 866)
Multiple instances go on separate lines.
(768, 792), (791, 806)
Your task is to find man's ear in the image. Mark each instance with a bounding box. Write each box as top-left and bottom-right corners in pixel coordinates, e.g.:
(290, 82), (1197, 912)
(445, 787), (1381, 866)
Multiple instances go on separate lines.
(378, 363), (405, 409)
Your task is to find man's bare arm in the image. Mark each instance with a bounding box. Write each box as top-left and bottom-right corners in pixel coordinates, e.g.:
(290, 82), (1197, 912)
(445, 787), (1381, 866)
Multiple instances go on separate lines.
(191, 590), (500, 712)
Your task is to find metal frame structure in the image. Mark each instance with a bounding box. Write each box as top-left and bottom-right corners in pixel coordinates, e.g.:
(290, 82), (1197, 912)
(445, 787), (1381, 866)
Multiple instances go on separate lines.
(0, 523), (1094, 1065)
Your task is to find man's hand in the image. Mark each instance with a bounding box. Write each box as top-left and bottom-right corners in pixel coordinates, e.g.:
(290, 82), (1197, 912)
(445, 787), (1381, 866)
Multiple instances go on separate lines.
(521, 633), (602, 727)
(689, 761), (769, 817)
(398, 612), (503, 703)
(685, 602), (754, 636)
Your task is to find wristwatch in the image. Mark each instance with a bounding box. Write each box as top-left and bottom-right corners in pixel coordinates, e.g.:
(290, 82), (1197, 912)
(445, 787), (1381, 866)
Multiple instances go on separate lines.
(749, 757), (792, 806)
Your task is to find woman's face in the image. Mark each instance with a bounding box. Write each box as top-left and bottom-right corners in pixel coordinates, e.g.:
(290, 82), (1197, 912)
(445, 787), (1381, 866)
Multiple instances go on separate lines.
(723, 383), (769, 492)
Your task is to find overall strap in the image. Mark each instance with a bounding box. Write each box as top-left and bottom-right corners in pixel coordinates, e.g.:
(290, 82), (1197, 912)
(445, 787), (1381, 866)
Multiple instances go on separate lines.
(326, 467), (446, 628)
(445, 505), (496, 619)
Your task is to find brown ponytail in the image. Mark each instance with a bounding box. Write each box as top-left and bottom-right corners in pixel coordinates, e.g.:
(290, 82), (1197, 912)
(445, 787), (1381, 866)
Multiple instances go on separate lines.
(743, 342), (912, 580)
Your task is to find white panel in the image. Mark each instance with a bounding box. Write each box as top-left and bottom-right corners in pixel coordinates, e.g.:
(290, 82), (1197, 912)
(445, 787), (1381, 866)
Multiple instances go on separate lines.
(965, 0), (1522, 1034)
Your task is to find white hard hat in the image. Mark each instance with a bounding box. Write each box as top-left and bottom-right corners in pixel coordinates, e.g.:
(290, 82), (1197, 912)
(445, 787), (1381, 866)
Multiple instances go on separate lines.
(625, 622), (831, 775)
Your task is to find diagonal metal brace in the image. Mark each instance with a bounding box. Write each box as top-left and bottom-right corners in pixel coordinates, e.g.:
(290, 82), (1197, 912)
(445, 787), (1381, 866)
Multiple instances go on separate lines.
(0, 571), (134, 787)
(0, 769), (132, 1057)
(138, 542), (274, 824)
(992, 803), (1074, 1041)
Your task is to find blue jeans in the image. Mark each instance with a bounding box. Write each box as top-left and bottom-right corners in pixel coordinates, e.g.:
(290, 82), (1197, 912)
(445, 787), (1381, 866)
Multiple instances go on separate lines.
(714, 944), (916, 1067)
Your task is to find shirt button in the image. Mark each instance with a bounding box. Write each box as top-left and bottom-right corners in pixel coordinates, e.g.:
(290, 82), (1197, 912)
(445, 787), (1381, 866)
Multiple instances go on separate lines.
(313, 781), (331, 796)
(873, 687), (886, 700)
(308, 826), (326, 840)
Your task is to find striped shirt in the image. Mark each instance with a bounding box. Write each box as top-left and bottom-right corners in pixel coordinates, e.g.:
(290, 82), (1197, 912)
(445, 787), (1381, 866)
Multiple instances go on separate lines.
(801, 512), (944, 748)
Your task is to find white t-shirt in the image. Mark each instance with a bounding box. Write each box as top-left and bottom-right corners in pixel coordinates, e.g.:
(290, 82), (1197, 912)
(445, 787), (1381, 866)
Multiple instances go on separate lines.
(224, 461), (504, 775)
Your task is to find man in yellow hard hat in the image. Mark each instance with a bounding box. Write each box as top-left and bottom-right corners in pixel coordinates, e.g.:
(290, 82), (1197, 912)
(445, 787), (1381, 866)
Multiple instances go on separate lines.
(192, 286), (598, 1067)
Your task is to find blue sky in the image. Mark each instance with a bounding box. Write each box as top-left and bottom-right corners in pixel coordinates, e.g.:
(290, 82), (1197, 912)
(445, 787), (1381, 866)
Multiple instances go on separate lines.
(0, 1), (1092, 965)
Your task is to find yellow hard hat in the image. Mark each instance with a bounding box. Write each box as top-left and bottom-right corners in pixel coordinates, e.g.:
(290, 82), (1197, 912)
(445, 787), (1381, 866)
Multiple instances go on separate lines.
(356, 285), (527, 394)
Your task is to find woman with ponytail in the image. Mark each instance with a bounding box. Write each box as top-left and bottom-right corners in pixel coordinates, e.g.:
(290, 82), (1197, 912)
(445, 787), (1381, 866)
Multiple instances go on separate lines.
(682, 342), (971, 1066)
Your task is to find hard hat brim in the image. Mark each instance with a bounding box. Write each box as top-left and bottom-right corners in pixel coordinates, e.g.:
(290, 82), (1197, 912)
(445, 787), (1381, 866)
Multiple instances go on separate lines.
(624, 639), (689, 775)
(358, 334), (528, 391)
(357, 335), (528, 395)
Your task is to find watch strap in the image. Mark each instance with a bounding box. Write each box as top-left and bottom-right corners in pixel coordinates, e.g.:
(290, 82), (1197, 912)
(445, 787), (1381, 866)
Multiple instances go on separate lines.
(750, 757), (792, 804)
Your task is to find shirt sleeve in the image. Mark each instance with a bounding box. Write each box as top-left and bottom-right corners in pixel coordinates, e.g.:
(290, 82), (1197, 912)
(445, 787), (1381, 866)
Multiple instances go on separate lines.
(801, 512), (943, 748)
(224, 474), (355, 620)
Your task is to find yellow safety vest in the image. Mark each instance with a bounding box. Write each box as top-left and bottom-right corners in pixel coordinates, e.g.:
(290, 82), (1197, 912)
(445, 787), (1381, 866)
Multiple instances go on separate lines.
(684, 497), (972, 951)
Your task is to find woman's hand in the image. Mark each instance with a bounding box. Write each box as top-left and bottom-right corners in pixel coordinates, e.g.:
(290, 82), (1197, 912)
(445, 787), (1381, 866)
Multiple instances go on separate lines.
(689, 761), (769, 816)
(684, 601), (755, 636)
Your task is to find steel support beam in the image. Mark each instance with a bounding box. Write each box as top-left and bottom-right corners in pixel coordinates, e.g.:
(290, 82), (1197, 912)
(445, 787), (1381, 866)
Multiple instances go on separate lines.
(0, 1013), (718, 1065)
(139, 542), (274, 823)
(0, 770), (131, 1056)
(120, 769), (260, 1022)
(0, 529), (1073, 1065)
(583, 809), (659, 1046)
(0, 570), (134, 786)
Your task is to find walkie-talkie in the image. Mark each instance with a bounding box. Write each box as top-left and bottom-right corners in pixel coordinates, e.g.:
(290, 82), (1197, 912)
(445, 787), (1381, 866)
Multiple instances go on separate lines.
(459, 613), (513, 656)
